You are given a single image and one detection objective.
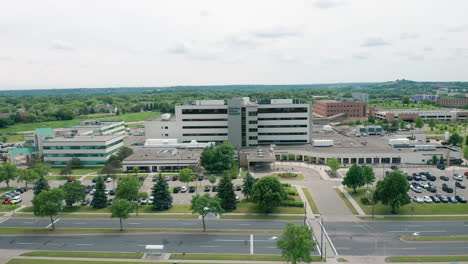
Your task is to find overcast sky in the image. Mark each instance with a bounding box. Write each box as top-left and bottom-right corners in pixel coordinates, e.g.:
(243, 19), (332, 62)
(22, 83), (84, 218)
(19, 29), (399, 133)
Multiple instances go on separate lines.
(1, 0), (468, 90)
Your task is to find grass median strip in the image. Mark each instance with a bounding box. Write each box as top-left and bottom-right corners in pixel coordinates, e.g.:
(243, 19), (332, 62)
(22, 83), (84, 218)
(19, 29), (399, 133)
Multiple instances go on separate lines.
(360, 215), (468, 221)
(302, 187), (319, 214)
(220, 215), (303, 220)
(401, 236), (468, 242)
(21, 251), (143, 259)
(387, 255), (468, 262)
(334, 188), (358, 215)
(0, 227), (282, 235)
(12, 213), (197, 219)
(170, 253), (322, 262)
(8, 259), (247, 264)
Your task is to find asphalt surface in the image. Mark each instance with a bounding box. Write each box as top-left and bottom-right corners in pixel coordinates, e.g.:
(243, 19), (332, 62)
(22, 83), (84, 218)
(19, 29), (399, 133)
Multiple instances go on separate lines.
(0, 233), (286, 255)
(0, 218), (300, 231)
(325, 221), (468, 256)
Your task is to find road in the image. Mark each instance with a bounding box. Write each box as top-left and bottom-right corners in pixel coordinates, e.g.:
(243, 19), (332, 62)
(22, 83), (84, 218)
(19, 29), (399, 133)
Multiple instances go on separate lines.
(0, 218), (300, 231)
(0, 233), (285, 255)
(325, 221), (468, 256)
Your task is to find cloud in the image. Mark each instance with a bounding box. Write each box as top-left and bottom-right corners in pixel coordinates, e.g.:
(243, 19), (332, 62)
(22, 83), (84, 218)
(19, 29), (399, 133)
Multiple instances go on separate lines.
(49, 39), (74, 51)
(423, 47), (433, 52)
(199, 9), (210, 17)
(400, 32), (420, 40)
(167, 42), (218, 61)
(313, 0), (346, 9)
(224, 26), (302, 49)
(352, 53), (370, 60)
(168, 43), (189, 54)
(252, 27), (302, 39)
(408, 55), (424, 61)
(0, 56), (13, 61)
(446, 24), (468, 33)
(361, 37), (390, 47)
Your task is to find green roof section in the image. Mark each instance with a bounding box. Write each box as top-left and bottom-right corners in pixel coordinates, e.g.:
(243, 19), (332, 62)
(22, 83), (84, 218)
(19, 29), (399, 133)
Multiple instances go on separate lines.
(35, 128), (54, 137)
(9, 147), (37, 155)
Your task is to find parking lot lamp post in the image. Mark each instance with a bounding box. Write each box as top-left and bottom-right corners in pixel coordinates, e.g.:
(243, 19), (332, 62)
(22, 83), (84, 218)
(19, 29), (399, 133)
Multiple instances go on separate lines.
(303, 201), (307, 226)
(320, 215), (324, 260)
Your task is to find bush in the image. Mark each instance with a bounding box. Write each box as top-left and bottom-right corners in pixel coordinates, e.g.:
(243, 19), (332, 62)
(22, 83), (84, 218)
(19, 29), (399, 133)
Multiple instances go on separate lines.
(287, 190), (298, 196)
(280, 201), (304, 207)
(277, 172), (298, 178)
(360, 197), (370, 205)
(281, 183), (291, 187)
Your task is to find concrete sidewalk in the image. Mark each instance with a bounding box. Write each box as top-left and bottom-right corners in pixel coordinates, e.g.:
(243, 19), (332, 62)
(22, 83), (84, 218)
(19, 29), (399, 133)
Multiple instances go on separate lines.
(340, 186), (366, 216)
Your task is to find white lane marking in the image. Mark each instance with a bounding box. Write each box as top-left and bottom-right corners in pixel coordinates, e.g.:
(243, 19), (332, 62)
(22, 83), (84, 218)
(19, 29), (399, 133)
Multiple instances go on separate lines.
(387, 230), (446, 233)
(128, 223), (141, 225)
(214, 239), (245, 242)
(250, 234), (254, 255)
(74, 223), (86, 225)
(238, 224), (251, 226)
(17, 242), (39, 245)
(75, 244), (94, 246)
(181, 223), (195, 225)
(23, 222), (34, 224)
(266, 246), (277, 248)
(46, 218), (61, 229)
(337, 247), (350, 250)
(0, 218), (9, 224)
(200, 245), (221, 248)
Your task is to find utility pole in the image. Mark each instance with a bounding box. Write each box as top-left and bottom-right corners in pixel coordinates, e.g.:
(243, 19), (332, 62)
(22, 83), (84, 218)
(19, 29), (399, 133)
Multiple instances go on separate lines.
(320, 215), (324, 260)
(303, 201), (307, 226)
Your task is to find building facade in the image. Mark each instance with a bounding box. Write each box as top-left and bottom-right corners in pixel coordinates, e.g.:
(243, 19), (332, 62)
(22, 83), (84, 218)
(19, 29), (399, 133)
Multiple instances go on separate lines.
(313, 100), (367, 118)
(437, 97), (468, 108)
(146, 97), (312, 147)
(372, 109), (468, 122)
(410, 94), (438, 101)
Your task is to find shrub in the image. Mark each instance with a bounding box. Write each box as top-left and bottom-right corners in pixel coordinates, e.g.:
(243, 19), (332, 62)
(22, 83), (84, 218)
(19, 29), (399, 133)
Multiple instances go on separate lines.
(280, 201), (304, 207)
(360, 197), (370, 205)
(281, 183), (291, 187)
(277, 172), (298, 178)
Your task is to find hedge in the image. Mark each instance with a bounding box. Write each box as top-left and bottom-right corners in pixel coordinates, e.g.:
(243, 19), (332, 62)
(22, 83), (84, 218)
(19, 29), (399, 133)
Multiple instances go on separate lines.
(280, 201), (304, 207)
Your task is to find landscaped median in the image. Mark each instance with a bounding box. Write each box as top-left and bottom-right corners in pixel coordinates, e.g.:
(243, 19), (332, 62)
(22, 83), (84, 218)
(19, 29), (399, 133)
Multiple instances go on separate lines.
(12, 213), (198, 219)
(334, 188), (358, 215)
(387, 255), (468, 262)
(20, 251), (143, 259)
(220, 215), (304, 220)
(169, 253), (322, 262)
(7, 259), (246, 264)
(401, 235), (468, 242)
(360, 215), (468, 221)
(302, 187), (320, 214)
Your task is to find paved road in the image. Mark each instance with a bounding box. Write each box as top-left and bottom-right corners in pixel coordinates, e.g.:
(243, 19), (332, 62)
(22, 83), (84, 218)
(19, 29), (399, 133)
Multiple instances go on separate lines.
(0, 233), (285, 255)
(0, 218), (300, 231)
(326, 221), (468, 256)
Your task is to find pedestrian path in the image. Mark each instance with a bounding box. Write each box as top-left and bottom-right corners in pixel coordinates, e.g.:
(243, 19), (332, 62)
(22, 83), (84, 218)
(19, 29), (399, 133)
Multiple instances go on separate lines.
(339, 186), (366, 216)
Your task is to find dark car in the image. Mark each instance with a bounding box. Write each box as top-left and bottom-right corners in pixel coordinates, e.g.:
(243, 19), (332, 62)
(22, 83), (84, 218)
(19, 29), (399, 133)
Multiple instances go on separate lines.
(197, 175), (204, 181)
(152, 177), (157, 182)
(427, 186), (437, 193)
(172, 176), (178, 181)
(189, 186), (196, 193)
(138, 176), (145, 182)
(437, 164), (445, 170)
(204, 185), (211, 192)
(436, 194), (449, 203)
(439, 176), (449, 181)
(92, 178), (97, 183)
(67, 177), (75, 182)
(455, 182), (466, 189)
(390, 165), (398, 170)
(173, 187), (180, 193)
(406, 175), (414, 181)
(14, 188), (24, 194)
(107, 199), (114, 205)
(455, 196), (467, 203)
(442, 183), (454, 193)
(414, 175), (422, 181)
(430, 196), (440, 203)
(109, 189), (115, 195)
(212, 186), (218, 192)
(81, 199), (90, 206)
(426, 174), (436, 181)
(235, 185), (242, 191)
(447, 196), (458, 203)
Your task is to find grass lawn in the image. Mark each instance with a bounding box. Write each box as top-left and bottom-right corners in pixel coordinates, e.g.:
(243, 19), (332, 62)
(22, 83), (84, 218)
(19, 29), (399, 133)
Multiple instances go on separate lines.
(231, 201), (303, 214)
(169, 253), (322, 262)
(401, 235), (468, 241)
(335, 188), (358, 215)
(302, 187), (320, 214)
(347, 187), (468, 215)
(220, 215), (304, 220)
(20, 204), (191, 214)
(21, 251), (143, 259)
(274, 173), (304, 181)
(0, 204), (16, 212)
(7, 259), (247, 264)
(0, 112), (160, 135)
(0, 187), (16, 195)
(0, 213), (4, 216)
(45, 176), (68, 181)
(360, 215), (468, 221)
(369, 101), (440, 110)
(50, 167), (101, 176)
(4, 134), (28, 142)
(12, 213), (198, 219)
(387, 255), (468, 262)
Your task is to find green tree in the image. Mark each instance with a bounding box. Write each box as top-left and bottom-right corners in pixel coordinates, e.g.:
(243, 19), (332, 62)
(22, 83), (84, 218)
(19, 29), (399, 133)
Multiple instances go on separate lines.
(61, 181), (85, 207)
(152, 175), (173, 211)
(115, 175), (140, 201)
(242, 172), (255, 199)
(251, 176), (287, 213)
(116, 146), (134, 161)
(92, 176), (108, 209)
(132, 167), (139, 176)
(367, 115), (375, 124)
(401, 96), (410, 105)
(448, 133), (463, 146)
(373, 170), (410, 214)
(342, 165), (365, 193)
(432, 155), (438, 165)
(439, 155), (445, 165)
(60, 166), (72, 176)
(209, 175), (217, 184)
(362, 166), (375, 188)
(0, 162), (18, 188)
(428, 119), (437, 131)
(134, 192), (148, 216)
(200, 142), (235, 172)
(277, 223), (315, 264)
(190, 194), (224, 232)
(327, 157), (339, 176)
(17, 169), (39, 189)
(110, 199), (133, 231)
(32, 188), (65, 230)
(399, 119), (406, 130)
(33, 163), (50, 178)
(217, 175), (237, 210)
(33, 176), (50, 195)
(179, 168), (194, 187)
(68, 157), (82, 169)
(415, 117), (424, 130)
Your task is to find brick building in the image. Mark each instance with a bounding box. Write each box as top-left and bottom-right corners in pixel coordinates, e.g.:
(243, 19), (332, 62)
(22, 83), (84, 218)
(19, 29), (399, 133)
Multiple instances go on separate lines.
(313, 100), (367, 118)
(437, 97), (468, 108)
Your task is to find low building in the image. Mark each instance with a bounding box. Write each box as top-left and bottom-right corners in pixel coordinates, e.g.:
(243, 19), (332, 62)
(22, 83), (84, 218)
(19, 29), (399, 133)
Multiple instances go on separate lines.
(351, 92), (369, 101)
(437, 97), (468, 108)
(122, 148), (202, 172)
(25, 121), (125, 166)
(410, 94), (438, 101)
(313, 100), (367, 118)
(356, 125), (384, 136)
(372, 108), (468, 122)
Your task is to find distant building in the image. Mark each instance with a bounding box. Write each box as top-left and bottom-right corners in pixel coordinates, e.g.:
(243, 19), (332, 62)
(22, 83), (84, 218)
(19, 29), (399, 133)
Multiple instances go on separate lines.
(410, 94), (438, 101)
(437, 97), (468, 108)
(372, 108), (468, 122)
(313, 100), (367, 118)
(351, 92), (369, 101)
(356, 125), (384, 136)
(25, 121), (125, 166)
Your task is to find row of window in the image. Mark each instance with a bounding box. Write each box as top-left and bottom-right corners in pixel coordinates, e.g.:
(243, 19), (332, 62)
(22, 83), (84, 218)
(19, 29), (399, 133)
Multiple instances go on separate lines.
(258, 140), (308, 144)
(182, 126), (228, 129)
(182, 133), (228, 136)
(51, 160), (106, 165)
(258, 117), (308, 120)
(258, 132), (307, 135)
(182, 119), (228, 122)
(43, 139), (123, 150)
(182, 109), (228, 114)
(257, 107), (308, 113)
(44, 152), (115, 158)
(257, 125), (307, 128)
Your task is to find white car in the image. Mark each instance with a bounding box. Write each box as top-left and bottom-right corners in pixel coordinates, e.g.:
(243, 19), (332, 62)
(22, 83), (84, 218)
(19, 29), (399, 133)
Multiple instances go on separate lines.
(410, 185), (422, 193)
(106, 177), (113, 182)
(104, 189), (110, 195)
(420, 183), (429, 189)
(453, 174), (463, 181)
(422, 196), (433, 203)
(420, 175), (427, 181)
(11, 195), (22, 204)
(180, 186), (187, 193)
(412, 196), (423, 203)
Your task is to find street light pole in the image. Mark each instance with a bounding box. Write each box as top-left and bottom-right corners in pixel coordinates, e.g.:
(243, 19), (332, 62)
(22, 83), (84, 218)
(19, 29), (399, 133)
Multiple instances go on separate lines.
(320, 215), (324, 260)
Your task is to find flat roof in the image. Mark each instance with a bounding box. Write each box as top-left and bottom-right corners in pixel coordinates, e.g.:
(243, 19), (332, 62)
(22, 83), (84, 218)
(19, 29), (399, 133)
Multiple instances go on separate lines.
(124, 148), (202, 161)
(45, 135), (122, 142)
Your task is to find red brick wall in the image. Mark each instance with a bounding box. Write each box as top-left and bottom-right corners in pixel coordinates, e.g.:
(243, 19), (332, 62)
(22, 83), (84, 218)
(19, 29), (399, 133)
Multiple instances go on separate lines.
(313, 101), (368, 117)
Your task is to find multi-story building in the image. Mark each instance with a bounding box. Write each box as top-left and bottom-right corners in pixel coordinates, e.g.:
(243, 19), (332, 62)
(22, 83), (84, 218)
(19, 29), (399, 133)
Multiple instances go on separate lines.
(146, 97), (312, 147)
(351, 92), (369, 101)
(372, 109), (468, 122)
(313, 100), (367, 118)
(437, 97), (468, 108)
(410, 94), (438, 101)
(25, 121), (125, 166)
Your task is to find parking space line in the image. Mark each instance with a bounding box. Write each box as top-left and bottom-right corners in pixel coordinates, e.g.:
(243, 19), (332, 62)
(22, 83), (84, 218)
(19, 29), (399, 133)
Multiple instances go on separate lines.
(46, 218), (61, 229)
(0, 218), (9, 224)
(387, 230), (446, 233)
(250, 234), (254, 255)
(75, 244), (94, 246)
(200, 245), (221, 248)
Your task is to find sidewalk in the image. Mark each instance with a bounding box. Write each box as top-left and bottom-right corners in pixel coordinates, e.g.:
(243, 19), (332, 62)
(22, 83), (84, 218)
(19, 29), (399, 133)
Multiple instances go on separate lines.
(339, 186), (366, 216)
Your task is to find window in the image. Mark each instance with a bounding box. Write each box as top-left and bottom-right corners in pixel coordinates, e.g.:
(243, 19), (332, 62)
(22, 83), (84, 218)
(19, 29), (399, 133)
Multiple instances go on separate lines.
(182, 109), (227, 114)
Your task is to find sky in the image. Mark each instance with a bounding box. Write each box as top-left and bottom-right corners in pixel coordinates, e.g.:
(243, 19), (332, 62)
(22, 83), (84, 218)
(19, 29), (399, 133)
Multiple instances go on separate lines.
(1, 0), (468, 90)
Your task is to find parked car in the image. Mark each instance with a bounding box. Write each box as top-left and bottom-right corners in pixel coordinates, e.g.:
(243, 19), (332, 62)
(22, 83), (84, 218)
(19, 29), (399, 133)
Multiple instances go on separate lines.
(164, 176), (171, 181)
(2, 198), (12, 204)
(447, 196), (458, 203)
(204, 185), (211, 192)
(173, 187), (181, 193)
(152, 177), (157, 182)
(437, 164), (445, 170)
(14, 188), (24, 194)
(406, 175), (414, 181)
(235, 195), (240, 203)
(172, 176), (178, 181)
(436, 194), (449, 203)
(212, 186), (218, 192)
(410, 185), (422, 193)
(426, 174), (436, 181)
(67, 177), (75, 182)
(390, 165), (398, 170)
(235, 185), (242, 191)
(189, 186), (196, 193)
(422, 196), (432, 203)
(455, 196), (467, 203)
(139, 199), (149, 205)
(105, 177), (113, 182)
(109, 189), (115, 195)
(414, 175), (422, 181)
(92, 178), (97, 183)
(138, 176), (145, 182)
(453, 174), (463, 181)
(420, 175), (427, 181)
(107, 199), (114, 206)
(439, 176), (449, 181)
(198, 175), (204, 181)
(11, 195), (22, 204)
(455, 182), (466, 189)
(420, 182), (429, 189)
(442, 183), (454, 193)
(412, 196), (423, 203)
(104, 189), (110, 195)
(430, 196), (440, 203)
(81, 199), (90, 206)
(427, 186), (437, 193)
(180, 186), (187, 193)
